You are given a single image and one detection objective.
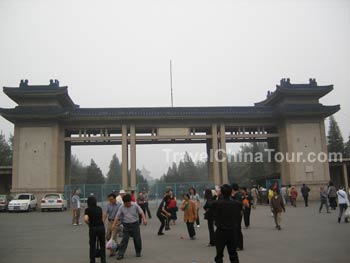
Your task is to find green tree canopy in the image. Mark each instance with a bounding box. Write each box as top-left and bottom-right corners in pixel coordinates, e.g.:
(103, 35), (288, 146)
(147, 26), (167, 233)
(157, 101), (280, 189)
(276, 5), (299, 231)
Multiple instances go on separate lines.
(0, 132), (12, 166)
(70, 155), (87, 184)
(86, 159), (105, 184)
(327, 116), (344, 154)
(106, 154), (122, 184)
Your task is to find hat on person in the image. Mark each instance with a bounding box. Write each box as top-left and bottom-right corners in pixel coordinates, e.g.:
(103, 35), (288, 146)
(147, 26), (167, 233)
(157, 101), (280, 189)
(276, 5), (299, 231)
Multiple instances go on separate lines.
(119, 190), (126, 194)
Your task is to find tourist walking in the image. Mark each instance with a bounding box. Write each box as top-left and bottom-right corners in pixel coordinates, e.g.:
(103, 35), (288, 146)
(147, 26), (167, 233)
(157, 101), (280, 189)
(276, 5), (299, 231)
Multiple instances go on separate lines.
(291, 187), (298, 207)
(142, 190), (152, 219)
(103, 193), (121, 257)
(203, 189), (216, 247)
(301, 184), (311, 207)
(84, 196), (106, 263)
(336, 186), (349, 223)
(181, 193), (197, 240)
(327, 181), (337, 210)
(280, 185), (287, 205)
(241, 187), (252, 229)
(250, 185), (259, 208)
(319, 187), (330, 213)
(156, 194), (171, 235)
(71, 189), (82, 226)
(112, 194), (147, 260)
(287, 185), (293, 205)
(116, 190), (126, 204)
(167, 192), (178, 225)
(189, 187), (201, 227)
(270, 189), (286, 230)
(231, 183), (244, 251)
(137, 192), (146, 224)
(212, 184), (241, 263)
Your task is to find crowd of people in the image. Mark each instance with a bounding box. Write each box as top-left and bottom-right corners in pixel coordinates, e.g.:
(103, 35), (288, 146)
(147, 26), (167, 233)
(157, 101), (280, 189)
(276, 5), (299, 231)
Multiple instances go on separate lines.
(72, 180), (350, 263)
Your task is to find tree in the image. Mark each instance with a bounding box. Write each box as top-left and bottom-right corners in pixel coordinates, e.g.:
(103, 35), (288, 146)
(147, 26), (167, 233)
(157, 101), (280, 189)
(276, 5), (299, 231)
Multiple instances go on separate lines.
(70, 155), (87, 184)
(327, 116), (344, 154)
(136, 168), (149, 191)
(86, 159), (105, 184)
(106, 154), (122, 184)
(0, 132), (12, 166)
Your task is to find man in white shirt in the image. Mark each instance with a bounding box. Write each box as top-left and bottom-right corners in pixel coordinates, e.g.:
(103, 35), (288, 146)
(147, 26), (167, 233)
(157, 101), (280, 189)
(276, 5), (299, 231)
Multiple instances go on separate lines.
(116, 190), (126, 204)
(336, 186), (349, 223)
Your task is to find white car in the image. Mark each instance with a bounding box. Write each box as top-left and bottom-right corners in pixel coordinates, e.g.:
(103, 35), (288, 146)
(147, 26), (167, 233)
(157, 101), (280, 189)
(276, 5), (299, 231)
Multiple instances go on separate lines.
(8, 193), (37, 212)
(41, 193), (67, 212)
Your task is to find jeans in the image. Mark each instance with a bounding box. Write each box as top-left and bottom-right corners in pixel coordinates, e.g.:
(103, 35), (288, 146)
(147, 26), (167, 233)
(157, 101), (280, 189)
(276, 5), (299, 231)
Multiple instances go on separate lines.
(338, 204), (348, 222)
(215, 229), (239, 263)
(319, 200), (329, 213)
(89, 225), (106, 263)
(144, 202), (152, 218)
(118, 222), (142, 257)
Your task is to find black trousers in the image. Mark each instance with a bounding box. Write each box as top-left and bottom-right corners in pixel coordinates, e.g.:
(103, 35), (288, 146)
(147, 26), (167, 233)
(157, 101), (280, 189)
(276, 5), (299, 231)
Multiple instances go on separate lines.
(329, 197), (337, 209)
(157, 213), (168, 234)
(236, 216), (243, 250)
(186, 221), (196, 238)
(215, 229), (239, 263)
(118, 222), (142, 257)
(144, 202), (152, 218)
(89, 225), (106, 263)
(243, 208), (251, 227)
(303, 195), (309, 207)
(207, 218), (216, 245)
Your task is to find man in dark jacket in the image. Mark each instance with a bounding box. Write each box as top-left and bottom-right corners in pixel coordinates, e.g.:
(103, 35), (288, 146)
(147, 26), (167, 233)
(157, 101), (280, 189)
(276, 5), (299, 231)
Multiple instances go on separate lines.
(231, 183), (243, 250)
(301, 184), (311, 207)
(212, 184), (242, 263)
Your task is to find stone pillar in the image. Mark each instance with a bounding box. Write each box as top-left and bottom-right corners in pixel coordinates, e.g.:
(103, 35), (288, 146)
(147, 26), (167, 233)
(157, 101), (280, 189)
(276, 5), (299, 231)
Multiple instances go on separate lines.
(220, 124), (228, 184)
(206, 139), (213, 183)
(343, 162), (349, 193)
(211, 124), (220, 186)
(121, 125), (128, 189)
(64, 142), (71, 185)
(130, 124), (137, 190)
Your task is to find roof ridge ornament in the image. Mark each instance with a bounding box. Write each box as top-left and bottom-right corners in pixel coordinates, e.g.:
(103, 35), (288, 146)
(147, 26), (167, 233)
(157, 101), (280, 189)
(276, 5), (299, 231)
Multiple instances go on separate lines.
(279, 78), (318, 89)
(19, 79), (29, 88)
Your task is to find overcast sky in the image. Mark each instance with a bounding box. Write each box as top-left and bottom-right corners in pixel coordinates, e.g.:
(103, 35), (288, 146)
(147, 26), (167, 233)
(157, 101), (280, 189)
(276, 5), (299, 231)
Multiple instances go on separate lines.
(0, 0), (349, 179)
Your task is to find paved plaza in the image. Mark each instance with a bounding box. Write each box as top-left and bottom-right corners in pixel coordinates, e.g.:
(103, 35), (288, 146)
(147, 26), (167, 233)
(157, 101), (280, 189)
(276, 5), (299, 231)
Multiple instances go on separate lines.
(0, 202), (349, 263)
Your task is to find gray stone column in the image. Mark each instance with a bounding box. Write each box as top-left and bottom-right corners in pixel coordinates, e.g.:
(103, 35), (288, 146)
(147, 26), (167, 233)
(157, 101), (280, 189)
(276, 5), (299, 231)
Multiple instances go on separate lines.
(64, 142), (71, 186)
(130, 124), (136, 190)
(343, 162), (349, 193)
(211, 124), (220, 186)
(220, 123), (228, 184)
(121, 125), (128, 189)
(206, 139), (213, 183)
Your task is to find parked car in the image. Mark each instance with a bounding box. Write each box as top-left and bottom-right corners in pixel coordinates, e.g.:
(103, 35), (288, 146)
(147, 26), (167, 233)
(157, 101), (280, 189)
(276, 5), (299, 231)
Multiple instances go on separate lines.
(8, 193), (37, 212)
(41, 193), (67, 212)
(0, 195), (13, 211)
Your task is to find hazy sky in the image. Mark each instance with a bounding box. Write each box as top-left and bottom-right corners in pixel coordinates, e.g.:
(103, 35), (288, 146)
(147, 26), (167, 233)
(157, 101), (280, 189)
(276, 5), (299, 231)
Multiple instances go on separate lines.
(0, 0), (349, 178)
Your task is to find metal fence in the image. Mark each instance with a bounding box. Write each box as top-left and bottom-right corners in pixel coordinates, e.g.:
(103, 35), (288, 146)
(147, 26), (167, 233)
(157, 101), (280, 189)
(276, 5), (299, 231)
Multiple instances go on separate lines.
(64, 181), (214, 207)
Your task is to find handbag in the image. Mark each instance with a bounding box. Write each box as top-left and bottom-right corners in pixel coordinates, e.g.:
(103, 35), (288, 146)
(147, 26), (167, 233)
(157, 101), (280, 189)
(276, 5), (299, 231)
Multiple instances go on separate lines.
(344, 207), (350, 218)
